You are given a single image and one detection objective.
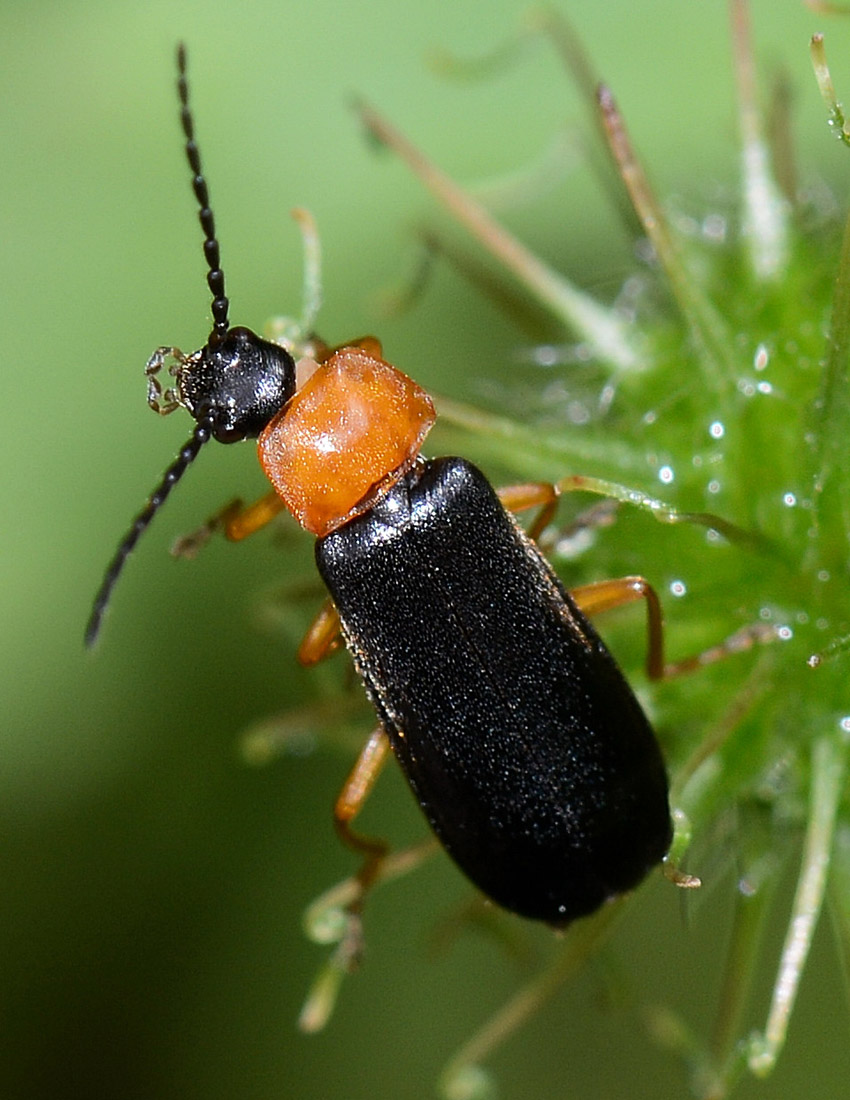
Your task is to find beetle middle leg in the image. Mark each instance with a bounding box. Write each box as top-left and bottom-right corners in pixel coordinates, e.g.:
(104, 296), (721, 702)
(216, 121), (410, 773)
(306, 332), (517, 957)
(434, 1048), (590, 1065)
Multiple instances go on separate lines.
(333, 727), (392, 901)
(497, 480), (560, 539)
(296, 600), (343, 665)
(499, 479), (779, 679)
(569, 575), (666, 679)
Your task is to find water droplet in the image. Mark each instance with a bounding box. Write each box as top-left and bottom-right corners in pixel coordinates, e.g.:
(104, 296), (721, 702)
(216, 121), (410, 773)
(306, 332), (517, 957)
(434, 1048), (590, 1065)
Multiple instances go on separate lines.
(567, 401), (590, 425)
(709, 420), (725, 439)
(670, 580), (687, 597)
(532, 345), (559, 367)
(754, 344), (769, 370)
(658, 465), (674, 484)
(783, 492), (796, 507)
(738, 876), (757, 898)
(702, 213), (727, 242)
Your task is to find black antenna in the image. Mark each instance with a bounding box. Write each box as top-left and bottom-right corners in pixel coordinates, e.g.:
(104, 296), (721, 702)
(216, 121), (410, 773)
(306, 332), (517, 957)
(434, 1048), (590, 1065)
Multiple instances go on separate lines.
(85, 48), (297, 648)
(177, 42), (229, 346)
(84, 417), (215, 646)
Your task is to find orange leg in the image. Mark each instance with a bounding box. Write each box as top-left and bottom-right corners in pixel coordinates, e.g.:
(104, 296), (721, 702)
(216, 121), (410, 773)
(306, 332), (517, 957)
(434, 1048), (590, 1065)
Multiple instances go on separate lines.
(320, 726), (438, 936)
(499, 480), (777, 681)
(298, 726), (403, 1033)
(299, 737), (438, 1035)
(314, 725), (439, 972)
(498, 481), (559, 540)
(570, 576), (665, 680)
(321, 728), (392, 974)
(297, 601), (342, 666)
(333, 727), (392, 891)
(570, 575), (778, 682)
(171, 491), (286, 558)
(499, 479), (619, 542)
(220, 492), (287, 540)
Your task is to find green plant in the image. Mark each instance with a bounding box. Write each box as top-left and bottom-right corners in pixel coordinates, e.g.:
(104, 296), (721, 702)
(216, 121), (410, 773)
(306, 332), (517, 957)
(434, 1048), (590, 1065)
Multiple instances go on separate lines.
(247, 5), (850, 1097)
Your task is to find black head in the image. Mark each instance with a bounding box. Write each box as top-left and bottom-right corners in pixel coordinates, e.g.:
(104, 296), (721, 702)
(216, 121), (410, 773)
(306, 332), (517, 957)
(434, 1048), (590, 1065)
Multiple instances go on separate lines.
(173, 325), (296, 443)
(85, 46), (296, 647)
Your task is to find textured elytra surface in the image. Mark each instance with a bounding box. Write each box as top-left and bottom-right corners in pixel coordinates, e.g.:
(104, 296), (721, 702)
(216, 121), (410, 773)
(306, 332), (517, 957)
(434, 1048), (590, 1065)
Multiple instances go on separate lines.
(317, 457), (671, 924)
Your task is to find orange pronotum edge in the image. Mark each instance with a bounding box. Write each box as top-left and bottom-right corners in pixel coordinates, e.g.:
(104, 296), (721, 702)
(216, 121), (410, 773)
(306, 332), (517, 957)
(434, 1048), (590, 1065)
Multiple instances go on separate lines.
(258, 346), (436, 537)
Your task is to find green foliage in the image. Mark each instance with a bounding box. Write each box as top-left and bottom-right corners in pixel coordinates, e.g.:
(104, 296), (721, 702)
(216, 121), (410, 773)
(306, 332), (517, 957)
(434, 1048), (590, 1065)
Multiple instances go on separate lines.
(6, 4), (850, 1099)
(281, 10), (850, 1097)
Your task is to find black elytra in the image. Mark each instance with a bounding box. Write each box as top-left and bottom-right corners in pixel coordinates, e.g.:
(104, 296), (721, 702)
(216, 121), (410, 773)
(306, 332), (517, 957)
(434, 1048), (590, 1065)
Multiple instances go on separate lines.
(317, 457), (672, 924)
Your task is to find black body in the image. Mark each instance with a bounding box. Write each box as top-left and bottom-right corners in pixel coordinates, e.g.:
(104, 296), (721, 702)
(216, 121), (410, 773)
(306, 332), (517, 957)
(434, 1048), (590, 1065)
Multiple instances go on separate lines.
(316, 457), (672, 925)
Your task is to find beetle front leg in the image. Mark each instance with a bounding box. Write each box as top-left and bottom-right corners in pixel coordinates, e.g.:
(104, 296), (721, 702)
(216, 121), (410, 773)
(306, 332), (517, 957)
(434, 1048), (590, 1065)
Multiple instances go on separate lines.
(498, 479), (622, 545)
(171, 490), (287, 558)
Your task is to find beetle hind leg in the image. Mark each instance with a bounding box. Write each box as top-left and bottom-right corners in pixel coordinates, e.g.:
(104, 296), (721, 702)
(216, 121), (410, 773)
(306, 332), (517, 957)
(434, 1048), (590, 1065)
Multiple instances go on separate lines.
(333, 727), (393, 915)
(299, 726), (437, 1032)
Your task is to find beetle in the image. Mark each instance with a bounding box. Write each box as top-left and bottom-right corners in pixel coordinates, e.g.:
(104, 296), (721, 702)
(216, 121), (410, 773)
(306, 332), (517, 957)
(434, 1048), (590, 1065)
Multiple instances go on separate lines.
(86, 45), (672, 933)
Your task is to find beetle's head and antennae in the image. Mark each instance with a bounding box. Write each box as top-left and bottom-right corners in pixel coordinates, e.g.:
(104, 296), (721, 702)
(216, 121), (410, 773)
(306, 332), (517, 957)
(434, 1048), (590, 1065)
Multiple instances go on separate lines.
(85, 44), (296, 647)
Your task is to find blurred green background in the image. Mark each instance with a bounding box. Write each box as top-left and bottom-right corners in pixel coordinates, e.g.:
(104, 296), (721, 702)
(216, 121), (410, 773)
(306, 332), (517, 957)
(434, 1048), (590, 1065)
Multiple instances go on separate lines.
(2, 1), (848, 1097)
